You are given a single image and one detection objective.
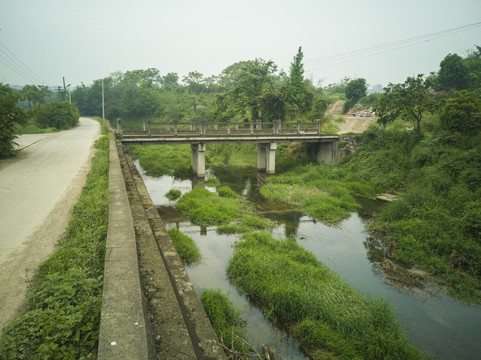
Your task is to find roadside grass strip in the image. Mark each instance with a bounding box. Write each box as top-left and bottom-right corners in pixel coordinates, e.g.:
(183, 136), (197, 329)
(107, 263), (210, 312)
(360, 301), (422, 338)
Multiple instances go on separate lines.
(227, 232), (428, 360)
(0, 135), (109, 360)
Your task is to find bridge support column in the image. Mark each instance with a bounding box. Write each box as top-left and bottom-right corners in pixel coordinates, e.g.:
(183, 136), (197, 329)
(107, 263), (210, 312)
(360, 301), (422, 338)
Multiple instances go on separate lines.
(257, 143), (277, 174)
(266, 143), (277, 174)
(317, 140), (340, 165)
(191, 143), (206, 177)
(257, 143), (267, 171)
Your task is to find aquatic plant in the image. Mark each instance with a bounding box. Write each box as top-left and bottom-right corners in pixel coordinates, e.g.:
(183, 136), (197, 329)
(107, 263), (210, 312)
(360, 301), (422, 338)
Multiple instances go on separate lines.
(167, 228), (202, 265)
(227, 232), (428, 360)
(165, 189), (182, 201)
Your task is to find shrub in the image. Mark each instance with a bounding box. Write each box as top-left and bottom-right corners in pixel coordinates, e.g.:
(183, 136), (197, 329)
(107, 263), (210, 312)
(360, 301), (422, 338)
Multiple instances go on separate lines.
(217, 186), (238, 198)
(36, 101), (80, 130)
(0, 83), (25, 158)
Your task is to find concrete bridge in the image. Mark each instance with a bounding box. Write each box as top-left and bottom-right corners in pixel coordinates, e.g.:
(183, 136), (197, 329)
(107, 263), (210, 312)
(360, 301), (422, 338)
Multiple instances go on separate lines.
(117, 119), (342, 176)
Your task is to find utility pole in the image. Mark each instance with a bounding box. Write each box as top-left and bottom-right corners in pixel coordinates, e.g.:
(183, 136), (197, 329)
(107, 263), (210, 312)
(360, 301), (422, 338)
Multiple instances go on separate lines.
(101, 78), (105, 120)
(63, 76), (67, 101)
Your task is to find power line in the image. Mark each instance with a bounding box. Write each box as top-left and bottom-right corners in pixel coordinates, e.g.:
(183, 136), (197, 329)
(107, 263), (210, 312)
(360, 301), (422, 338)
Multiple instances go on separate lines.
(305, 21), (481, 71)
(0, 39), (47, 85)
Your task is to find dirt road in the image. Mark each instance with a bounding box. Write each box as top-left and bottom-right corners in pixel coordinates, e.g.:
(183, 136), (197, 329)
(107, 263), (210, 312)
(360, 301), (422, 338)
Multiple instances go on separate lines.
(0, 118), (100, 336)
(326, 100), (377, 134)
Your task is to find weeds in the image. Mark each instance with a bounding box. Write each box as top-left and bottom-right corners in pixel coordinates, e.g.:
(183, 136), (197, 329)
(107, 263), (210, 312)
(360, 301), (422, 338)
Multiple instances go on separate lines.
(165, 189), (182, 201)
(0, 135), (109, 359)
(227, 232), (428, 360)
(167, 228), (202, 265)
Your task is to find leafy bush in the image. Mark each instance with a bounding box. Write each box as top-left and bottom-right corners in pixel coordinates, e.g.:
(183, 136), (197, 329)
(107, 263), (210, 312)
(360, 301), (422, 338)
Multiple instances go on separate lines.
(35, 101), (80, 130)
(0, 83), (25, 158)
(167, 228), (201, 265)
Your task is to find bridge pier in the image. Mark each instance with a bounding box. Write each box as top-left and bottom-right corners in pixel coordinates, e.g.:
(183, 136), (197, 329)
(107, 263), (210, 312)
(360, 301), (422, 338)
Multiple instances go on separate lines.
(317, 140), (340, 165)
(191, 143), (206, 177)
(257, 143), (277, 174)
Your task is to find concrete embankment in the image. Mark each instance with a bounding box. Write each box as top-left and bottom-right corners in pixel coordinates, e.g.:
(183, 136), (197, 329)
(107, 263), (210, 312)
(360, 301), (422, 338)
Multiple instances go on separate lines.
(98, 136), (226, 359)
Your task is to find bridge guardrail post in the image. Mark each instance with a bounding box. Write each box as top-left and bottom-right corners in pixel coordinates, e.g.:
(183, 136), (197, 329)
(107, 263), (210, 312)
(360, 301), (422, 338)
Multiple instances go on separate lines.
(166, 120), (170, 132)
(316, 120), (321, 135)
(227, 121), (231, 135)
(235, 119), (239, 131)
(273, 120), (279, 135)
(147, 120), (151, 137)
(174, 122), (178, 136)
(117, 119), (123, 137)
(214, 120), (218, 131)
(250, 121), (254, 135)
(200, 121), (206, 135)
(297, 119), (301, 134)
(142, 119), (146, 131)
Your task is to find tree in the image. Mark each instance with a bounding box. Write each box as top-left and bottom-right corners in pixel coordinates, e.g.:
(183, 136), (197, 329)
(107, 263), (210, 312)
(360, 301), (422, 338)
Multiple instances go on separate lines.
(375, 74), (435, 138)
(343, 78), (367, 113)
(259, 88), (286, 122)
(217, 59), (278, 121)
(286, 46), (309, 114)
(183, 71), (206, 94)
(36, 101), (80, 130)
(438, 53), (469, 91)
(440, 90), (481, 133)
(21, 85), (51, 109)
(0, 83), (25, 158)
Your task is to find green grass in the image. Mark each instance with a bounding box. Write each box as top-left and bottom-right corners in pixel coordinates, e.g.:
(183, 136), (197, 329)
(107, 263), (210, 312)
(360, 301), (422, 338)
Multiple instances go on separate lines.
(216, 215), (274, 235)
(207, 143), (257, 166)
(204, 177), (220, 187)
(129, 144), (194, 179)
(0, 135), (110, 360)
(227, 232), (428, 360)
(167, 228), (202, 265)
(165, 189), (182, 201)
(176, 188), (247, 226)
(200, 289), (248, 355)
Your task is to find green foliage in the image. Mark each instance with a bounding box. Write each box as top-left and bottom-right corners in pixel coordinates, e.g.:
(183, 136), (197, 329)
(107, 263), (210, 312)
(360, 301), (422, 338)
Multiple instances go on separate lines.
(204, 177), (220, 187)
(21, 84), (52, 109)
(129, 144), (194, 179)
(176, 188), (245, 226)
(438, 53), (470, 91)
(0, 83), (25, 158)
(260, 164), (366, 223)
(343, 78), (367, 113)
(167, 228), (202, 265)
(375, 74), (435, 138)
(35, 101), (80, 130)
(440, 90), (481, 133)
(227, 232), (427, 359)
(207, 143), (257, 166)
(165, 189), (182, 201)
(217, 185), (239, 198)
(200, 289), (248, 354)
(0, 135), (109, 359)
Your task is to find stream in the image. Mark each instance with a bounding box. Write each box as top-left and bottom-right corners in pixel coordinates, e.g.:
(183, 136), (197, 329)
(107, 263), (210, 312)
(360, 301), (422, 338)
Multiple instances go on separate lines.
(135, 160), (481, 360)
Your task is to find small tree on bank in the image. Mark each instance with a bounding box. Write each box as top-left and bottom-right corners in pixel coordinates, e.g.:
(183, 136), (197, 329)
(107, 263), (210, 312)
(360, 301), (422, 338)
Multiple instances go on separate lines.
(375, 74), (435, 138)
(36, 101), (80, 130)
(0, 83), (25, 158)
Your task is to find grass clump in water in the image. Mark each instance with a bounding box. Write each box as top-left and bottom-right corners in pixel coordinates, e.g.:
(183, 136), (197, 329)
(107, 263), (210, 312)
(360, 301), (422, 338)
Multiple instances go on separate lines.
(217, 215), (274, 235)
(227, 231), (428, 360)
(176, 188), (246, 226)
(217, 185), (239, 198)
(200, 289), (248, 355)
(165, 189), (182, 201)
(167, 228), (202, 265)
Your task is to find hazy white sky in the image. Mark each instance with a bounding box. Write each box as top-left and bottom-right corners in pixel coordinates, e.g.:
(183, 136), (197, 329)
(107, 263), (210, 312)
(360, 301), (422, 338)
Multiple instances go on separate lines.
(1, 0), (480, 89)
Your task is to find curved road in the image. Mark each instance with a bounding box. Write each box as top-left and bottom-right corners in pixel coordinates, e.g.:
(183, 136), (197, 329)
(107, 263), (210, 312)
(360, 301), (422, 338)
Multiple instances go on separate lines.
(0, 118), (100, 336)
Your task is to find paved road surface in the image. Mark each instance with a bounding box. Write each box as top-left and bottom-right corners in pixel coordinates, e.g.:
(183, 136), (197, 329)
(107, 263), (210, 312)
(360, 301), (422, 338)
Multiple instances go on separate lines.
(0, 118), (100, 336)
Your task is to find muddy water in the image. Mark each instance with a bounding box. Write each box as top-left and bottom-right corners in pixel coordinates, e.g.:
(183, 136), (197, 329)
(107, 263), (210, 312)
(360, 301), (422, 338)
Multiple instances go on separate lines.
(135, 161), (481, 360)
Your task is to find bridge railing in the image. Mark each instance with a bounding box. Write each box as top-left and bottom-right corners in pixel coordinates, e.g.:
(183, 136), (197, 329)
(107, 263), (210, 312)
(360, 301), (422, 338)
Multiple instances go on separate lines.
(117, 119), (323, 137)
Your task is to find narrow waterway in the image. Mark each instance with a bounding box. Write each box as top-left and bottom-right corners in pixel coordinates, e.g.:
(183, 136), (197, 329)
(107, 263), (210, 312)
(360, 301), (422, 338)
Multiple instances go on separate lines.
(135, 161), (481, 360)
